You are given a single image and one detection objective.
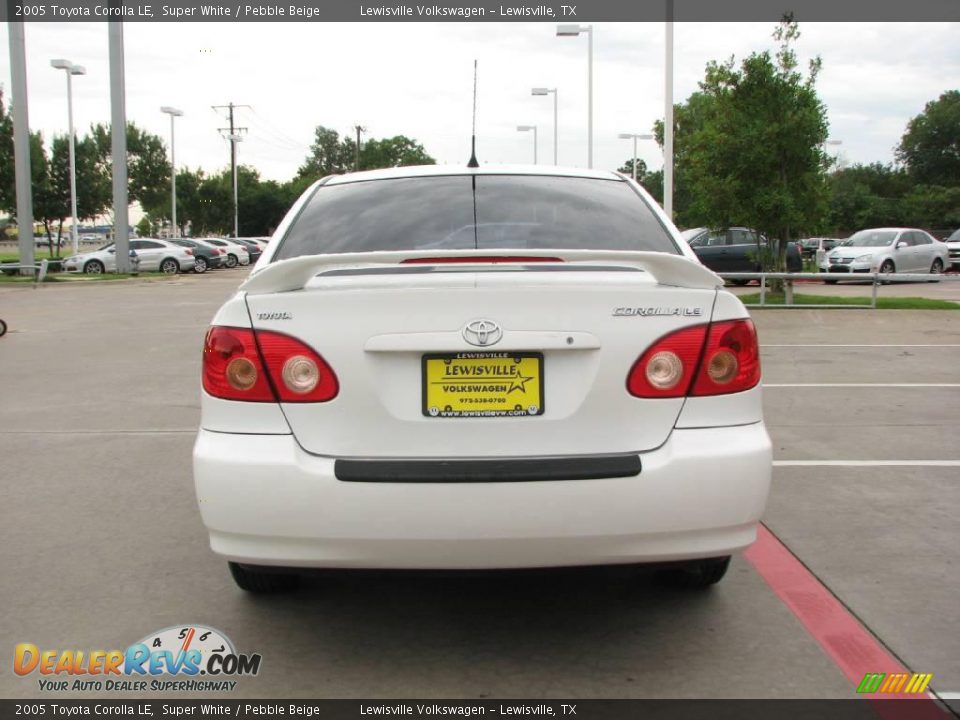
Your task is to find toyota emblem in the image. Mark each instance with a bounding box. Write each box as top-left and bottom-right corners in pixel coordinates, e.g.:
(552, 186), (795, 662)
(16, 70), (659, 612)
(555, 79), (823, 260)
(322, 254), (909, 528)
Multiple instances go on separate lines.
(463, 319), (503, 347)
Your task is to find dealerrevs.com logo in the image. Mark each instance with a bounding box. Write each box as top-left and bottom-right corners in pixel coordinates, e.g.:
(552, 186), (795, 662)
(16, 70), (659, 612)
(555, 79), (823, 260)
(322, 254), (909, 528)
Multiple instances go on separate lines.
(14, 625), (261, 693)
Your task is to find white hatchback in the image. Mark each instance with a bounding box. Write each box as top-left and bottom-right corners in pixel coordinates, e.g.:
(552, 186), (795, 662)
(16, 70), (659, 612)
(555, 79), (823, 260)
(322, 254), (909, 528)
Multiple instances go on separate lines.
(194, 166), (772, 593)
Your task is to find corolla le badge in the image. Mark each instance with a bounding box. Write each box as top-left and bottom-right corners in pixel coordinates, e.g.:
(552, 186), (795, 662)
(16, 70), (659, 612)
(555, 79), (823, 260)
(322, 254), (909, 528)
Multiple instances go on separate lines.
(463, 319), (503, 347)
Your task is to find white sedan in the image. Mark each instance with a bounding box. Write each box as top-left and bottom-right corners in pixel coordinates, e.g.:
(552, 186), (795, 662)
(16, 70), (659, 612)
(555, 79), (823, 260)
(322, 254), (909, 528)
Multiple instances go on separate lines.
(198, 238), (250, 268)
(194, 165), (772, 593)
(62, 238), (195, 274)
(820, 227), (949, 282)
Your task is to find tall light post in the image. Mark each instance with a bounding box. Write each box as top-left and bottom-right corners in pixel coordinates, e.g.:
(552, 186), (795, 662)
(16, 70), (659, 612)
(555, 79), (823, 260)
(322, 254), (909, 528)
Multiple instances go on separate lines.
(517, 125), (538, 164)
(531, 87), (558, 165)
(556, 24), (593, 168)
(617, 133), (654, 181)
(50, 59), (86, 255)
(160, 106), (183, 238)
(664, 2), (675, 220)
(228, 133), (243, 237)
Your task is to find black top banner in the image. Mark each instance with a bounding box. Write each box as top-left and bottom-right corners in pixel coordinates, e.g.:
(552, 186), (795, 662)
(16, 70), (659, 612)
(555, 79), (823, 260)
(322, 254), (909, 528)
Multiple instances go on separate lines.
(3, 0), (960, 22)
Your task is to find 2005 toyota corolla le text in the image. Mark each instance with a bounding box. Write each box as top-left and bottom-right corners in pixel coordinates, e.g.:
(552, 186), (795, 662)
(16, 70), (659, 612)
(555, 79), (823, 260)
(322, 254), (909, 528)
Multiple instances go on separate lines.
(193, 164), (772, 593)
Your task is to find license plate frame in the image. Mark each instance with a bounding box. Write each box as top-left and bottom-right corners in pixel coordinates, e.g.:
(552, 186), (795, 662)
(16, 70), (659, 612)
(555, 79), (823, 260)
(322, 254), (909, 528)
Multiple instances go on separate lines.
(421, 352), (545, 419)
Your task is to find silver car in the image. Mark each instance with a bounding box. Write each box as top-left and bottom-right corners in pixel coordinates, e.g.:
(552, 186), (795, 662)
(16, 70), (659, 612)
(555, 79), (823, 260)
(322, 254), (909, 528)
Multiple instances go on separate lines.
(819, 228), (949, 283)
(62, 239), (195, 274)
(198, 238), (250, 268)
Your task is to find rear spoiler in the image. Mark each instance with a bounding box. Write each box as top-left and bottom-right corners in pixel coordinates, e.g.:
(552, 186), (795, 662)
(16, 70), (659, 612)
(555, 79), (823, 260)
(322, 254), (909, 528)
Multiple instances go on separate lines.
(240, 250), (722, 295)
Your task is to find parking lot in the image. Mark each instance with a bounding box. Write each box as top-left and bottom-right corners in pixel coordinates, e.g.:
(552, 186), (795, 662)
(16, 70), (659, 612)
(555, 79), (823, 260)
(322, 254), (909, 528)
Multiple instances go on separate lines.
(1, 270), (958, 702)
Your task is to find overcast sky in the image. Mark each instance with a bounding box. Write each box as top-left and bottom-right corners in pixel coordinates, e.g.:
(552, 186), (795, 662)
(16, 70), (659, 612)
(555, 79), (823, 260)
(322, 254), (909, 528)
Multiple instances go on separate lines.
(1, 21), (957, 182)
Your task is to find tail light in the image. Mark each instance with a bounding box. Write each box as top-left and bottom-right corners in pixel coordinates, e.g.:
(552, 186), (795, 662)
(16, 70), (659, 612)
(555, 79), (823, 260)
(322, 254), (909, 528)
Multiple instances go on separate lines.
(627, 319), (760, 398)
(203, 327), (339, 403)
(183, 249), (193, 256)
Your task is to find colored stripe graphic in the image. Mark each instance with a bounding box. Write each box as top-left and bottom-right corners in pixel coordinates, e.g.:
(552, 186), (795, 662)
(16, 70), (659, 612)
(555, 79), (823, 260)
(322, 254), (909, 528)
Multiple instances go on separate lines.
(744, 524), (948, 719)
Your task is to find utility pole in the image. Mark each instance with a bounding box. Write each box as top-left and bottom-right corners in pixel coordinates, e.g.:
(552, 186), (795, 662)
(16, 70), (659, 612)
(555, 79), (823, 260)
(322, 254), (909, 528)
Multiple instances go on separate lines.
(213, 102), (249, 237)
(353, 125), (366, 171)
(8, 21), (34, 274)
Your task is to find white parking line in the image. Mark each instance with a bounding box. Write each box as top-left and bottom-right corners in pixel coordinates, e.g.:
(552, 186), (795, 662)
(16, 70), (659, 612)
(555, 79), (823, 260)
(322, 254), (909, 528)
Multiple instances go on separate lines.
(938, 692), (960, 700)
(774, 460), (960, 467)
(765, 383), (960, 388)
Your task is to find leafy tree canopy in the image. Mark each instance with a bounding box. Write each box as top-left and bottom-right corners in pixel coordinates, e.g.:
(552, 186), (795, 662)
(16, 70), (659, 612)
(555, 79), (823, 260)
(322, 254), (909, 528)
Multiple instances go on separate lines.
(896, 90), (960, 187)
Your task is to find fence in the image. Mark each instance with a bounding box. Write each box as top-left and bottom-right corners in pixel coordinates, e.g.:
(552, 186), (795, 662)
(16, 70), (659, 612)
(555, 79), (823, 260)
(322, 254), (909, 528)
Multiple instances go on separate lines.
(0, 260), (50, 286)
(718, 271), (960, 309)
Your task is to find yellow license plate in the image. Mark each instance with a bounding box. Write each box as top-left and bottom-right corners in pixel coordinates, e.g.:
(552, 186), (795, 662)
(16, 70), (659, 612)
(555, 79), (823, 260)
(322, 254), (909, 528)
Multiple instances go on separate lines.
(422, 353), (544, 418)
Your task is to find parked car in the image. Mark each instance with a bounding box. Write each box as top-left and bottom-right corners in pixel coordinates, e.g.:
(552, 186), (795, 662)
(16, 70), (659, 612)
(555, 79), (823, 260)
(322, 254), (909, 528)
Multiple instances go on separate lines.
(799, 237), (838, 259)
(236, 236), (271, 249)
(35, 237), (66, 248)
(172, 239), (225, 273)
(819, 228), (949, 282)
(194, 165), (772, 593)
(229, 238), (263, 263)
(199, 238), (250, 268)
(62, 238), (194, 274)
(945, 228), (960, 270)
(681, 227), (800, 284)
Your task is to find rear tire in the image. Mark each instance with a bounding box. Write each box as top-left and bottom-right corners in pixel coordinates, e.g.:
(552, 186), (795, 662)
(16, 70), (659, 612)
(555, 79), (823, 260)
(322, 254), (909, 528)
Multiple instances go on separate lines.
(661, 556), (731, 589)
(160, 258), (180, 275)
(879, 260), (895, 284)
(225, 254), (238, 269)
(824, 278), (838, 284)
(193, 256), (208, 274)
(0, 318), (7, 337)
(929, 258), (943, 281)
(228, 562), (299, 594)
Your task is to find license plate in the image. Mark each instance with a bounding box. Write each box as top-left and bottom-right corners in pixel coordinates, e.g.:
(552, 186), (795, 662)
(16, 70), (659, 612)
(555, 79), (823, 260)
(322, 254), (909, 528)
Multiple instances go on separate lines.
(422, 352), (544, 418)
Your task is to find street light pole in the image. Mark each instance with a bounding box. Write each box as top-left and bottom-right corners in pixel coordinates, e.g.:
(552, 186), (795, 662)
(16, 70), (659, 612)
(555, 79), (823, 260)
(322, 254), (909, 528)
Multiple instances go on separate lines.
(9, 22), (34, 272)
(160, 106), (183, 238)
(51, 59), (86, 255)
(517, 125), (538, 164)
(556, 24), (593, 168)
(531, 88), (558, 165)
(664, 1), (675, 220)
(617, 133), (654, 182)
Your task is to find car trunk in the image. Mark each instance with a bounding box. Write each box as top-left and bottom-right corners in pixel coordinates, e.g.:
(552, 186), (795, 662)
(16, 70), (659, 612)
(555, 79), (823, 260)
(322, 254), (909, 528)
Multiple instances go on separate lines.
(244, 267), (717, 459)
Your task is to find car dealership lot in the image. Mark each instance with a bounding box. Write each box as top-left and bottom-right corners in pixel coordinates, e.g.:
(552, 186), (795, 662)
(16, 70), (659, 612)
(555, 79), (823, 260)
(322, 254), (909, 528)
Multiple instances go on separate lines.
(1, 273), (957, 700)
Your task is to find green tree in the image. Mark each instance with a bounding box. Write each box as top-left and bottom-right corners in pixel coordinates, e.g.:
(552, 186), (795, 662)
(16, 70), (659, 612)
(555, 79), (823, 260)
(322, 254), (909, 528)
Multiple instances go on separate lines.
(683, 17), (830, 273)
(90, 122), (170, 210)
(29, 132), (64, 251)
(135, 215), (153, 237)
(616, 157), (648, 179)
(902, 185), (960, 228)
(896, 90), (960, 187)
(653, 91), (718, 226)
(298, 126), (436, 180)
(297, 126), (353, 179)
(0, 90), (13, 216)
(828, 163), (909, 232)
(359, 136), (435, 170)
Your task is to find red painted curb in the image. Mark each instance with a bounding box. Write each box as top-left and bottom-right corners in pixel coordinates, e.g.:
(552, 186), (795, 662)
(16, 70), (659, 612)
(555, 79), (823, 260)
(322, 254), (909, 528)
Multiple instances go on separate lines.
(744, 524), (948, 718)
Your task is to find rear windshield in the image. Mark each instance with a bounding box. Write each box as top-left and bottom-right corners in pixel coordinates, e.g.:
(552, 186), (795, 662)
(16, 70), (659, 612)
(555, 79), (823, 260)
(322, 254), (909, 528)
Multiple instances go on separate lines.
(274, 175), (678, 260)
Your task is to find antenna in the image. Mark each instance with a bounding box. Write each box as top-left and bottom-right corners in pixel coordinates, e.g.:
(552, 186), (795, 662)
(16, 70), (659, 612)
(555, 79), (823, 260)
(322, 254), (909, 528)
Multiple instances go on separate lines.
(467, 59), (479, 168)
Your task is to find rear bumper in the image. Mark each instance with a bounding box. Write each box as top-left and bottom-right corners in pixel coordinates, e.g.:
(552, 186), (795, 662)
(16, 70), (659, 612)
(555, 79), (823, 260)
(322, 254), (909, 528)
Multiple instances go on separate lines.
(194, 423), (772, 569)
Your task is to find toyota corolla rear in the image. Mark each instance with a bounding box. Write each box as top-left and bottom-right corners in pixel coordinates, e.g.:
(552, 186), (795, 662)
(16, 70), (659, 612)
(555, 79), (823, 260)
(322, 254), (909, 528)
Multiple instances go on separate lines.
(193, 167), (772, 591)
